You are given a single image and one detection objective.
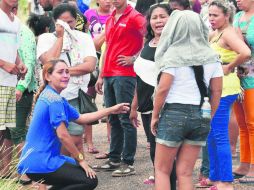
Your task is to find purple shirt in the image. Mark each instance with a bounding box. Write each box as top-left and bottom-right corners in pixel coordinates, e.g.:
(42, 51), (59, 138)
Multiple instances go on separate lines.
(192, 0), (201, 14)
(84, 9), (110, 38)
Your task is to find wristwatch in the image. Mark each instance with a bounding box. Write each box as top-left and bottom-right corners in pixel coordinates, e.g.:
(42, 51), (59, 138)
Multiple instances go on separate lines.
(132, 55), (137, 63)
(76, 153), (84, 162)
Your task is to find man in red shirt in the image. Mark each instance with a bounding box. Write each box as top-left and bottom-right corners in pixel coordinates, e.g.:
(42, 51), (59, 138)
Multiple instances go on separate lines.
(95, 0), (145, 177)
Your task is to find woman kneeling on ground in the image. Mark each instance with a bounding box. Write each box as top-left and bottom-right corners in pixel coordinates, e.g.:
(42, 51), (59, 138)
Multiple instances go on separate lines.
(17, 59), (129, 190)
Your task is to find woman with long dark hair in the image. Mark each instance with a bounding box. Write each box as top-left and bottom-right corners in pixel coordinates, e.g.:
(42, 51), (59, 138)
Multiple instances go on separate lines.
(18, 59), (129, 189)
(130, 3), (176, 188)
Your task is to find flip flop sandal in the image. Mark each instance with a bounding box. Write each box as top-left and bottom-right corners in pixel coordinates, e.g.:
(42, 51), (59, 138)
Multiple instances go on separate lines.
(17, 178), (32, 185)
(143, 176), (155, 185)
(195, 178), (213, 188)
(95, 152), (109, 159)
(210, 186), (218, 190)
(239, 176), (254, 183)
(88, 147), (99, 154)
(233, 172), (245, 179)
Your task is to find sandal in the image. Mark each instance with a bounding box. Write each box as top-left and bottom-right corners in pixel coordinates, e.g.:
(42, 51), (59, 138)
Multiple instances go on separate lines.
(144, 176), (155, 185)
(17, 178), (32, 185)
(239, 175), (254, 183)
(87, 147), (99, 154)
(233, 172), (245, 179)
(195, 178), (213, 188)
(95, 152), (109, 159)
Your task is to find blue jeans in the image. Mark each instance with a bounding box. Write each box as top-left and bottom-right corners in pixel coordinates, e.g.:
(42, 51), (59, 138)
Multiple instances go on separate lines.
(157, 103), (209, 147)
(200, 141), (210, 178)
(104, 76), (137, 165)
(208, 94), (238, 182)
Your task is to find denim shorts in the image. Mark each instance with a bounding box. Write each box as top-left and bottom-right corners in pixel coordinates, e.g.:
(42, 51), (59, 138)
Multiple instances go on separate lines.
(156, 103), (210, 147)
(68, 98), (84, 136)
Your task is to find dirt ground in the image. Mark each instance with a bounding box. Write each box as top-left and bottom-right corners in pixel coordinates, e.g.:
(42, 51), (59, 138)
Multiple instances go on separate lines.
(19, 96), (254, 190)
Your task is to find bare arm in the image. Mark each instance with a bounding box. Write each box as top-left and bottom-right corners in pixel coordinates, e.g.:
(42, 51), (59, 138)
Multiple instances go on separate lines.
(56, 122), (96, 178)
(69, 56), (97, 76)
(223, 29), (251, 73)
(39, 37), (63, 64)
(39, 25), (64, 64)
(0, 59), (19, 74)
(75, 103), (129, 125)
(130, 85), (140, 128)
(151, 73), (174, 135)
(209, 77), (222, 118)
(56, 122), (82, 159)
(95, 43), (107, 94)
(93, 31), (105, 51)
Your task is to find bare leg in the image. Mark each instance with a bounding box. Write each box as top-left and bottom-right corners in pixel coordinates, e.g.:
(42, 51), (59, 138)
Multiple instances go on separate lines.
(154, 143), (178, 190)
(85, 124), (99, 153)
(1, 138), (13, 176)
(176, 144), (201, 190)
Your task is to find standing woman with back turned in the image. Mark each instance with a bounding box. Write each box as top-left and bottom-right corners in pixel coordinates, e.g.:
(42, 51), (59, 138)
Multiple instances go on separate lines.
(151, 10), (223, 190)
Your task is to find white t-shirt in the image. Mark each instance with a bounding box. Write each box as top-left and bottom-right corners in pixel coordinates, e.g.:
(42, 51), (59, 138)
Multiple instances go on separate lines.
(163, 62), (223, 105)
(0, 9), (21, 87)
(37, 30), (97, 100)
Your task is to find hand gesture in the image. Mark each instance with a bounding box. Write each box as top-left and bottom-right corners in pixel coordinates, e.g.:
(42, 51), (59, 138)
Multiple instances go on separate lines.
(111, 103), (130, 114)
(16, 90), (23, 102)
(130, 109), (140, 128)
(17, 63), (27, 80)
(95, 76), (103, 95)
(79, 160), (96, 179)
(151, 117), (159, 136)
(2, 62), (19, 75)
(55, 24), (64, 38)
(117, 55), (134, 67)
(222, 65), (233, 76)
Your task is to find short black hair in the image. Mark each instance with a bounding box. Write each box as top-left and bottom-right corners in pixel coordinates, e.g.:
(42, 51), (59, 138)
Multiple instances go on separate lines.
(53, 3), (77, 20)
(27, 13), (52, 36)
(169, 0), (190, 9)
(135, 0), (164, 15)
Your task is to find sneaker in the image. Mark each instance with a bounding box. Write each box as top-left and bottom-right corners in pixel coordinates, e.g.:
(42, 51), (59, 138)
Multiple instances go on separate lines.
(111, 164), (136, 177)
(92, 160), (121, 172)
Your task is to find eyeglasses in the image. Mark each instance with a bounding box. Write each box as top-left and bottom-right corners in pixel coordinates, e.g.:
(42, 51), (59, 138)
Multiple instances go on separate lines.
(150, 2), (169, 9)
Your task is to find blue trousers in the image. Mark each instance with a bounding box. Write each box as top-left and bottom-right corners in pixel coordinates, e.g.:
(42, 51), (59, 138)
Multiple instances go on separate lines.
(104, 76), (137, 165)
(208, 94), (238, 182)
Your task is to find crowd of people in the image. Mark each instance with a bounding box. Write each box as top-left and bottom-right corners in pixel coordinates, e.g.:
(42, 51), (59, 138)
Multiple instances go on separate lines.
(0, 0), (254, 189)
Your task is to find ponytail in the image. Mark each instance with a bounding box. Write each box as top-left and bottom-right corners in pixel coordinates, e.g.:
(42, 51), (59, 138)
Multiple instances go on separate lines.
(192, 65), (208, 107)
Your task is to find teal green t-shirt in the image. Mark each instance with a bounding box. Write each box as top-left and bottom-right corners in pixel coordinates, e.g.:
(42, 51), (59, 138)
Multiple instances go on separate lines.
(233, 11), (254, 89)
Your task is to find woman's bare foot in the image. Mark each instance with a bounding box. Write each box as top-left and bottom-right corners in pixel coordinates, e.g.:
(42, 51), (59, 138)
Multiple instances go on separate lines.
(233, 163), (250, 176)
(216, 182), (233, 190)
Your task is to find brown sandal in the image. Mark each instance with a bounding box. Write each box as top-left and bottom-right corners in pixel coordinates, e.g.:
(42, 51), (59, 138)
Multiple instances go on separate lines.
(87, 147), (99, 154)
(95, 152), (109, 159)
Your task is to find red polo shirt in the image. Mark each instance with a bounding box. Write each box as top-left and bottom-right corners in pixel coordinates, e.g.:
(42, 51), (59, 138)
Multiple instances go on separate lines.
(102, 5), (146, 77)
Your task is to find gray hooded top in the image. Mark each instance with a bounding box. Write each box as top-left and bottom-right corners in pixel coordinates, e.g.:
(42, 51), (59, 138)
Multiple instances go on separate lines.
(155, 10), (219, 72)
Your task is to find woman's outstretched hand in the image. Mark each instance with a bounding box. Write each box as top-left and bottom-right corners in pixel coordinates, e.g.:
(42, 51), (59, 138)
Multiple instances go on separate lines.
(111, 103), (130, 114)
(79, 160), (96, 179)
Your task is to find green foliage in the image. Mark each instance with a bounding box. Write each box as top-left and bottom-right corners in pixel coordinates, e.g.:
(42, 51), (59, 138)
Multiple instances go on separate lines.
(18, 0), (29, 22)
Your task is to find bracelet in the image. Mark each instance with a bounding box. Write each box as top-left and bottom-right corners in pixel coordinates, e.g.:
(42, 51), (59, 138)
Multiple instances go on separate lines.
(132, 55), (137, 63)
